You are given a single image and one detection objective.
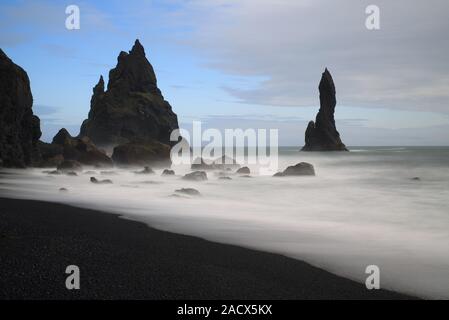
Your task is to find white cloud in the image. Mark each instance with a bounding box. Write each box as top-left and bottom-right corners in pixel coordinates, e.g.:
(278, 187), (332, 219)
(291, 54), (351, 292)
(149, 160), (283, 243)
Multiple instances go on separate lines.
(173, 0), (449, 112)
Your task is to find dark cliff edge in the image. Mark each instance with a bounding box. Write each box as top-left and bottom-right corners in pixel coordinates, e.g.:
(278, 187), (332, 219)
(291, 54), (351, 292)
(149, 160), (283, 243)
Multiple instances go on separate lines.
(0, 49), (42, 167)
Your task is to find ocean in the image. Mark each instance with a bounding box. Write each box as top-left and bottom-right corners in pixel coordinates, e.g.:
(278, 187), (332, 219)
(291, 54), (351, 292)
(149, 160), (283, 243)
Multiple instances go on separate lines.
(1, 146), (449, 299)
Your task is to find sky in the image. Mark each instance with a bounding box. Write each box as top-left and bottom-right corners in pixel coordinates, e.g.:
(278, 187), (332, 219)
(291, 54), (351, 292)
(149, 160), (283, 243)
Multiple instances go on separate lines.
(1, 0), (449, 146)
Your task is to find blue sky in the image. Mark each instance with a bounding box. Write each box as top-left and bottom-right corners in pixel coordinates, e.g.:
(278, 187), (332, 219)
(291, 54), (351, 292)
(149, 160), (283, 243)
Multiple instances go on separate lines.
(1, 0), (449, 145)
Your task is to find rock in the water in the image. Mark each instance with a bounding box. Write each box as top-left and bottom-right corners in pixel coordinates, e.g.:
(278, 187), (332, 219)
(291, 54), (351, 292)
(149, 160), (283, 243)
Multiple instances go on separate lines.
(162, 169), (175, 176)
(191, 155), (240, 170)
(50, 128), (113, 167)
(175, 188), (201, 196)
(90, 177), (113, 184)
(65, 171), (78, 176)
(182, 171), (208, 181)
(219, 176), (232, 180)
(135, 166), (154, 174)
(57, 160), (83, 172)
(79, 40), (178, 148)
(46, 170), (62, 175)
(281, 162), (315, 176)
(236, 166), (250, 174)
(301, 69), (348, 151)
(112, 140), (171, 166)
(0, 49), (42, 167)
(191, 157), (215, 170)
(59, 188), (68, 192)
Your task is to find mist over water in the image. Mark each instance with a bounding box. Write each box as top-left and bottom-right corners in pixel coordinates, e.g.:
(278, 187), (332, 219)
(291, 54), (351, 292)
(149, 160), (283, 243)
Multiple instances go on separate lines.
(1, 146), (449, 299)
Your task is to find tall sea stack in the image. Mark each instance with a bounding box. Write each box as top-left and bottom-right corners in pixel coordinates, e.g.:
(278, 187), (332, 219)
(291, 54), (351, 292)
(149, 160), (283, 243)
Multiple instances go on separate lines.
(0, 49), (42, 167)
(79, 40), (179, 148)
(301, 68), (348, 151)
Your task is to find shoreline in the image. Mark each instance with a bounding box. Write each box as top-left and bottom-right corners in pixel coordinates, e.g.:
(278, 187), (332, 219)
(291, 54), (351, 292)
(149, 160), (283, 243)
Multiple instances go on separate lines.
(0, 197), (414, 299)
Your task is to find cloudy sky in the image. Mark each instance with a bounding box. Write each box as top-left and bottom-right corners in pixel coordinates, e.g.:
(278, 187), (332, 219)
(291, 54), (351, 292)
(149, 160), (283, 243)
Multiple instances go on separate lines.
(1, 0), (449, 145)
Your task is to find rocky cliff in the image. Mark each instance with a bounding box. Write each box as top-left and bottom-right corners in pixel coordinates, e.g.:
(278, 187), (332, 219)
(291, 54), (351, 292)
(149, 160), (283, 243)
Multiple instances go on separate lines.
(0, 49), (41, 167)
(301, 68), (348, 151)
(79, 40), (179, 148)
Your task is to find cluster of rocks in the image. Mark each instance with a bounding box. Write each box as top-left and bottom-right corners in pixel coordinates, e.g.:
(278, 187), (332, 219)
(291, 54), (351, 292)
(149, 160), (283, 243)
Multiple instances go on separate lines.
(1, 43), (338, 177)
(1, 40), (178, 169)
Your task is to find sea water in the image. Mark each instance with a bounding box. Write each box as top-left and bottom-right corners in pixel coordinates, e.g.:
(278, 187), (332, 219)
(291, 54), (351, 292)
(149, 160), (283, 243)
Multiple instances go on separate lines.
(1, 146), (449, 299)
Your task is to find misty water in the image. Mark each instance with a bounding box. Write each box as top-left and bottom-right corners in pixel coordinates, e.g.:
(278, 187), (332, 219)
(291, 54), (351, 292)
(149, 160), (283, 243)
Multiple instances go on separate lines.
(1, 146), (449, 299)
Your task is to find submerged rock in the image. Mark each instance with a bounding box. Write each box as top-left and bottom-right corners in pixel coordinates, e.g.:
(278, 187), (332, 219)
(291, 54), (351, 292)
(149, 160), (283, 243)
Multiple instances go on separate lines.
(90, 177), (113, 184)
(275, 162), (315, 177)
(162, 169), (175, 176)
(46, 170), (62, 175)
(236, 167), (250, 174)
(59, 188), (68, 192)
(135, 166), (154, 175)
(191, 156), (240, 170)
(57, 160), (83, 172)
(0, 49), (42, 167)
(182, 171), (208, 181)
(175, 188), (201, 196)
(301, 69), (348, 151)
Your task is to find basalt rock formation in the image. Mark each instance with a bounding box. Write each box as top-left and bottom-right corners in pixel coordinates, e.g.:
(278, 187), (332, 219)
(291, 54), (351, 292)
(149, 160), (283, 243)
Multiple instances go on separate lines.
(79, 40), (179, 149)
(48, 128), (112, 167)
(301, 69), (348, 151)
(0, 49), (42, 167)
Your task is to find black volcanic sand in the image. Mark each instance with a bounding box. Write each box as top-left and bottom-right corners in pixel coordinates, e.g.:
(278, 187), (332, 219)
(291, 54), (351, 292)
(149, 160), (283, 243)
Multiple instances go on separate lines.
(0, 198), (413, 300)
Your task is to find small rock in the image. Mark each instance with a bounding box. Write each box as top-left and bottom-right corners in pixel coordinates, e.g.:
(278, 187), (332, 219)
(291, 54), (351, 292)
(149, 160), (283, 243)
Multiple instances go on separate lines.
(175, 188), (201, 196)
(273, 172), (285, 177)
(59, 188), (68, 192)
(90, 177), (113, 184)
(162, 169), (175, 176)
(281, 162), (315, 176)
(236, 167), (250, 174)
(65, 171), (78, 176)
(240, 175), (252, 178)
(219, 176), (232, 180)
(138, 181), (163, 185)
(182, 171), (208, 181)
(135, 166), (154, 174)
(46, 170), (62, 175)
(411, 177), (421, 181)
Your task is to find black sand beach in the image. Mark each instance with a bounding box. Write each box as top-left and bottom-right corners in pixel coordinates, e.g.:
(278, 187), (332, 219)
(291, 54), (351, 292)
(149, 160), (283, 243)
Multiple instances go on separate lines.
(0, 197), (412, 300)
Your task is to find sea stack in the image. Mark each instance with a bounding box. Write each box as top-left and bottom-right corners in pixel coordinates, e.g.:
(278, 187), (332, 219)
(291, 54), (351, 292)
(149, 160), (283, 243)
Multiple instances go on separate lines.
(79, 39), (179, 148)
(301, 68), (348, 151)
(0, 49), (42, 167)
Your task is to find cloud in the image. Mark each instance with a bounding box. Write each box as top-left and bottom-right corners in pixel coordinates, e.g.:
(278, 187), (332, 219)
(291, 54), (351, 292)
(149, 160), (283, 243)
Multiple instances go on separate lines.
(171, 0), (449, 113)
